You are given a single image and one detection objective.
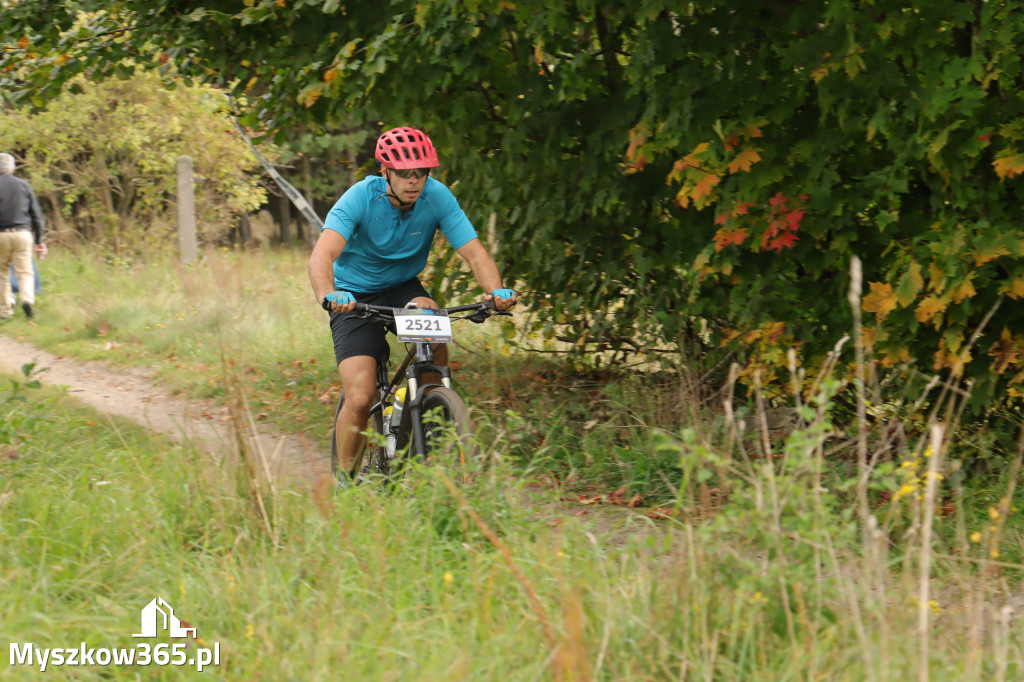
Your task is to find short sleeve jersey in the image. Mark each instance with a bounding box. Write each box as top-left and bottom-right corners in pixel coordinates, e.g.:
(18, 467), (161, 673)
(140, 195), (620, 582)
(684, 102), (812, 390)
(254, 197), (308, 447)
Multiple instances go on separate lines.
(322, 176), (478, 292)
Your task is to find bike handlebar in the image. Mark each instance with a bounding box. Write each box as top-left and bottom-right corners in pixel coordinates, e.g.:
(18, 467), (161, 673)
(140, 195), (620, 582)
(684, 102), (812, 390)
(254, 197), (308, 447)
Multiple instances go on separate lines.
(350, 299), (509, 322)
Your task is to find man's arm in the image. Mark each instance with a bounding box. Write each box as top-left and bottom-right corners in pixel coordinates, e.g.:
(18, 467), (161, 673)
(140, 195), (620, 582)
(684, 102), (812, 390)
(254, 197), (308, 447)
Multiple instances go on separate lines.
(308, 229), (355, 313)
(455, 238), (517, 311)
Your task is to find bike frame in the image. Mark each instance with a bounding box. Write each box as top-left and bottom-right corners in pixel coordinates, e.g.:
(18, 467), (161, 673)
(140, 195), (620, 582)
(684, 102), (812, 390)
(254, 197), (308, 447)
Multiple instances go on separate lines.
(361, 301), (495, 463)
(368, 341), (449, 462)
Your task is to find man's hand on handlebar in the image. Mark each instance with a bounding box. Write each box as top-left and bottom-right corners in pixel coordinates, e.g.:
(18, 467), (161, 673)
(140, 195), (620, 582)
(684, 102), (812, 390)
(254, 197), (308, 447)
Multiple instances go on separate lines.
(322, 290), (356, 314)
(486, 288), (517, 312)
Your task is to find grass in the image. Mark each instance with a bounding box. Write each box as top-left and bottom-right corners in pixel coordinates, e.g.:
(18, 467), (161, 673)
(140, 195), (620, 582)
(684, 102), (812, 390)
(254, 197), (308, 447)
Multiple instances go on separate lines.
(2, 245), (1024, 679)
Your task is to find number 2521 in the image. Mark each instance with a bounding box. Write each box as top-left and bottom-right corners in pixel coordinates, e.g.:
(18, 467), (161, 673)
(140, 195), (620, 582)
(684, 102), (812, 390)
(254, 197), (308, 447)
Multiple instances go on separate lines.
(404, 318), (442, 332)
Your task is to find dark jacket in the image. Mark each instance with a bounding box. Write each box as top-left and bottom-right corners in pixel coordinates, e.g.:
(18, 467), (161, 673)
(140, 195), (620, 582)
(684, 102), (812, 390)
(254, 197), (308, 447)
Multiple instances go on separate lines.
(0, 173), (46, 245)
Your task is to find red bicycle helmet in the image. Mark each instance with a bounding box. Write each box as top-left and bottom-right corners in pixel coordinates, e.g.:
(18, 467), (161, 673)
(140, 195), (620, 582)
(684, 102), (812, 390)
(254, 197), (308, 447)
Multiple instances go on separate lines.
(375, 127), (440, 169)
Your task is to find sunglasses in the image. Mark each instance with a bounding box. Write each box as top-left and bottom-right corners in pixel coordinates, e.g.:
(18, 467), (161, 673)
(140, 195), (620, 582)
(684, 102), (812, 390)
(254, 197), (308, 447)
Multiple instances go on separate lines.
(389, 167), (431, 179)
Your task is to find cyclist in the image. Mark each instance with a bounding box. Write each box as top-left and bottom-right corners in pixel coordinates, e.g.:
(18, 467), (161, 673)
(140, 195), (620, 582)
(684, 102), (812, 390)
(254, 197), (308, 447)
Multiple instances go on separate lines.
(308, 126), (517, 487)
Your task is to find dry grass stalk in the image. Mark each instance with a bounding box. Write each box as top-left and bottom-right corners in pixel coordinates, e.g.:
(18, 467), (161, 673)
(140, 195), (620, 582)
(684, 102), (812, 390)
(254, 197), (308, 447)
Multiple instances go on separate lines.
(917, 422), (945, 682)
(223, 362), (278, 547)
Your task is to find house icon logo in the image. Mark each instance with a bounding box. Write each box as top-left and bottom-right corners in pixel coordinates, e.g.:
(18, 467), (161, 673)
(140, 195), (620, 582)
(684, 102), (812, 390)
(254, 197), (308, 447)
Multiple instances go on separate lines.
(133, 597), (197, 639)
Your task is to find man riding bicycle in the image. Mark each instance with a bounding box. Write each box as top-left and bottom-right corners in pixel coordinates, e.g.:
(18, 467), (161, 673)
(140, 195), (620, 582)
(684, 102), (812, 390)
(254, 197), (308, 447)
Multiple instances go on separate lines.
(308, 126), (517, 487)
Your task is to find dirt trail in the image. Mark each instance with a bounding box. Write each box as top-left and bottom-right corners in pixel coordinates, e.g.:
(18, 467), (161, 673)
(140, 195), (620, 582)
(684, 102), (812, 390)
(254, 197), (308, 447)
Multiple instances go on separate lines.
(0, 335), (329, 485)
(0, 334), (660, 545)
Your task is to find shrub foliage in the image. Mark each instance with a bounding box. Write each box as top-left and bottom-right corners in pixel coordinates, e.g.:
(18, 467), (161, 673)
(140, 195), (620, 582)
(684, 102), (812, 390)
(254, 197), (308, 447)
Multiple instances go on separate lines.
(3, 1), (1024, 405)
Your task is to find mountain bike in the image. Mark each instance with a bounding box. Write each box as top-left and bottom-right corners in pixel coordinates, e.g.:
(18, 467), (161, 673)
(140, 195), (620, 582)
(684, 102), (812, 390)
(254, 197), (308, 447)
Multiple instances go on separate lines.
(329, 300), (511, 483)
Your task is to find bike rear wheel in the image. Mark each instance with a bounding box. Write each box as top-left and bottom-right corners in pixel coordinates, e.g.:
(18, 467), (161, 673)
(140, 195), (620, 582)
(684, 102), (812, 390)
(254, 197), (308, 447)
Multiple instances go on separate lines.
(330, 392), (388, 481)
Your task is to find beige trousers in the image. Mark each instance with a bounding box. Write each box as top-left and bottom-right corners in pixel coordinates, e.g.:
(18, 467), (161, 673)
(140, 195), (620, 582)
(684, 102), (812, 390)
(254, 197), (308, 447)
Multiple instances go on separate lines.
(0, 230), (34, 317)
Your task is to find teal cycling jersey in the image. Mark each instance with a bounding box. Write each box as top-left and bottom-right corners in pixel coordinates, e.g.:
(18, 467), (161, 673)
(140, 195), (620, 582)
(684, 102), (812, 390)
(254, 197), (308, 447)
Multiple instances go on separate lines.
(322, 176), (478, 292)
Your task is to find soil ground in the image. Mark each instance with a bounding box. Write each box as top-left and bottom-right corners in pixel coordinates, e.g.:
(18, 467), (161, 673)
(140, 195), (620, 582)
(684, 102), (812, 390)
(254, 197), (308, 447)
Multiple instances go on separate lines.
(0, 334), (327, 485)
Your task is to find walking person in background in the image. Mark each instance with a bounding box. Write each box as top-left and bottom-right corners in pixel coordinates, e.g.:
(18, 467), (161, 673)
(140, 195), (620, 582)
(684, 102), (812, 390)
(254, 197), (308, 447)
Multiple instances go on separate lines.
(0, 153), (47, 321)
(10, 259), (42, 310)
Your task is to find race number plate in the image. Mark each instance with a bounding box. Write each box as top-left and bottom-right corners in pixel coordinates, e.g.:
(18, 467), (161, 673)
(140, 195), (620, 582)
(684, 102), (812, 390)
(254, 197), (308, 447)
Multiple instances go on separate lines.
(394, 308), (454, 343)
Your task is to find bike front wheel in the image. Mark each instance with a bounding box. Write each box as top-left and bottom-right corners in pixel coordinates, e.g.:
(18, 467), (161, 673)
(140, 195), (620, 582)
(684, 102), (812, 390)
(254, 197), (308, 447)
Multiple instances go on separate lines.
(418, 387), (479, 469)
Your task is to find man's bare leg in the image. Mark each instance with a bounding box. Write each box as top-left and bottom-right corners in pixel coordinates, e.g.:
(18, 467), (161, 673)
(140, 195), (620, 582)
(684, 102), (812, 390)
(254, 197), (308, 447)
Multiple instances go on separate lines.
(335, 355), (377, 479)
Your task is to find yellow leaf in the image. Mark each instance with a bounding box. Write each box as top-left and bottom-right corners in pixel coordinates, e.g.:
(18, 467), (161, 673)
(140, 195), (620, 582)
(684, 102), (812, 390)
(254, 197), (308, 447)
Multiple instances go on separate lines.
(969, 244), (1010, 267)
(862, 282), (897, 320)
(681, 142), (710, 168)
(1000, 275), (1024, 300)
(933, 335), (970, 376)
(727, 147), (762, 174)
(993, 153), (1024, 180)
(916, 296), (948, 326)
(951, 276), (976, 304)
(927, 262), (946, 293)
(674, 185), (690, 209)
(297, 84), (323, 108)
(859, 326), (878, 349)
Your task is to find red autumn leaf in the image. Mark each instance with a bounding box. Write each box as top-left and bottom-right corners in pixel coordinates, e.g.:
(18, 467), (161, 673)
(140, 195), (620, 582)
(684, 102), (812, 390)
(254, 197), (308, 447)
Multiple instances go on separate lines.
(715, 212), (730, 226)
(762, 219), (786, 246)
(783, 209), (805, 230)
(714, 227), (748, 252)
(769, 192), (788, 208)
(723, 134), (739, 151)
(766, 232), (799, 252)
(734, 202), (755, 216)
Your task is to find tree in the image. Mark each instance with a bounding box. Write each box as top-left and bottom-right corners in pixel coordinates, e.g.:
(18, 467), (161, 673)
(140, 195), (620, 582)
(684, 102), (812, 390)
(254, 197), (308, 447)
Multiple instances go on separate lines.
(4, 1), (1024, 409)
(0, 68), (268, 252)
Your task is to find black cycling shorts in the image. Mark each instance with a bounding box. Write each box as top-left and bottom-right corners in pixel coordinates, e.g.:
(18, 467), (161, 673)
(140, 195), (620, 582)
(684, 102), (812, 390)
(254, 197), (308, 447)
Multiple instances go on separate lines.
(329, 278), (433, 367)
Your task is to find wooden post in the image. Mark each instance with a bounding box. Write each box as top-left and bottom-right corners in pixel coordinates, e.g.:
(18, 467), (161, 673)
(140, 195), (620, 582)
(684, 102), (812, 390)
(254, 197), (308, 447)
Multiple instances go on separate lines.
(177, 155), (197, 263)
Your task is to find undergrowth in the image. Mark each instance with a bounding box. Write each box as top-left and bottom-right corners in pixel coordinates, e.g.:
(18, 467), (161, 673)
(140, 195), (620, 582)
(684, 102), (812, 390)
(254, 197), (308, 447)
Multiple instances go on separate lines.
(2, 246), (1023, 679)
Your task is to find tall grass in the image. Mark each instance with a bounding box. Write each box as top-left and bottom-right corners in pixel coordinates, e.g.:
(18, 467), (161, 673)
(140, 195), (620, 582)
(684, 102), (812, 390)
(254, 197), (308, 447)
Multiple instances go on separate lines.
(2, 366), (1022, 679)
(2, 246), (1023, 679)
